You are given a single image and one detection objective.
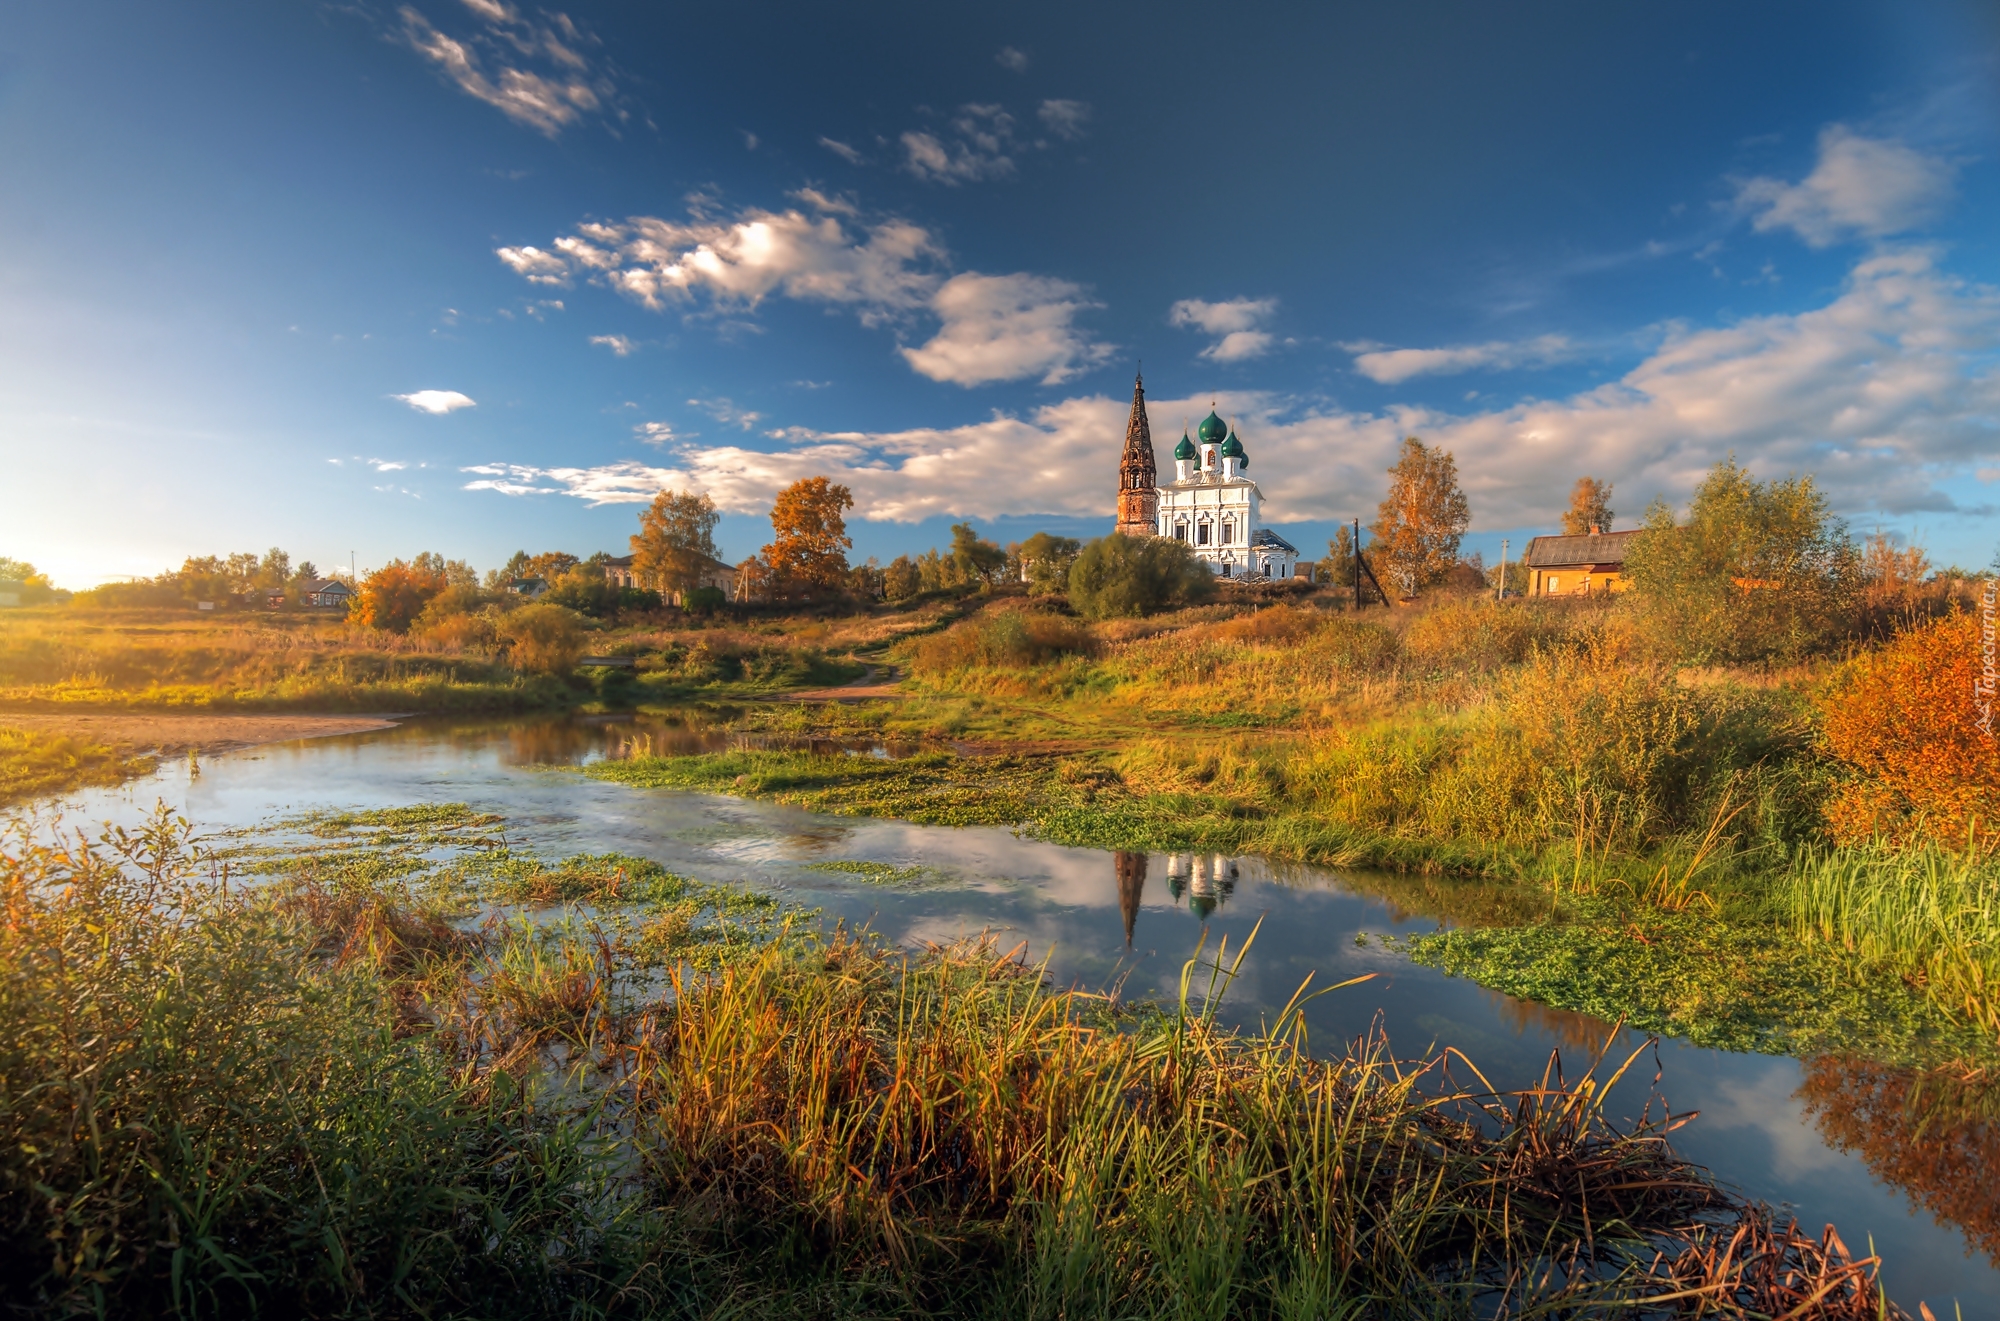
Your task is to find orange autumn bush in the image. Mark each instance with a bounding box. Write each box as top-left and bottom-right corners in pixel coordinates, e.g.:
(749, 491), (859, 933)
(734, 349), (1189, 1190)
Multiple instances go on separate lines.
(1820, 611), (2000, 847)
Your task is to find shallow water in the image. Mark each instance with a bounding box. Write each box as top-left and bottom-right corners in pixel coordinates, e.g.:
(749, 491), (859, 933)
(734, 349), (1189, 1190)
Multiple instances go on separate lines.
(15, 712), (2000, 1314)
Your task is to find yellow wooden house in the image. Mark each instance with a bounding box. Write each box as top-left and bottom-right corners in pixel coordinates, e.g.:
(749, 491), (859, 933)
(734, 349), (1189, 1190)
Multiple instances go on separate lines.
(1523, 528), (1640, 597)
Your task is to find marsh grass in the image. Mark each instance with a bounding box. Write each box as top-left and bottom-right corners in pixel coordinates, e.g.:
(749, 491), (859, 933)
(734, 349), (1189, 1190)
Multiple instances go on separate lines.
(0, 805), (1922, 1317)
(802, 858), (935, 886)
(0, 725), (154, 804)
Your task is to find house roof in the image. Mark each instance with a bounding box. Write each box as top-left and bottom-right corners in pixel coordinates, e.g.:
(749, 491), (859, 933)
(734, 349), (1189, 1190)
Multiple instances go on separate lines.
(1523, 529), (1640, 568)
(1250, 528), (1298, 554)
(299, 578), (351, 595)
(602, 554), (635, 568)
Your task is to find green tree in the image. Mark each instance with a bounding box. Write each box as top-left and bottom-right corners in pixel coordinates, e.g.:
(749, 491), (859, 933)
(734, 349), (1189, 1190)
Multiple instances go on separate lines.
(949, 523), (1008, 588)
(631, 490), (721, 600)
(1014, 532), (1081, 595)
(883, 555), (921, 602)
(1067, 535), (1214, 620)
(1624, 457), (1861, 662)
(1316, 526), (1356, 592)
(1561, 477), (1615, 536)
(1369, 437), (1471, 598)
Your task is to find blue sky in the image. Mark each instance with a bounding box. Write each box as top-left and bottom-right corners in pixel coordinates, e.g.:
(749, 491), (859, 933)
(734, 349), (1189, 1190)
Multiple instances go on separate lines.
(3, 1), (1997, 586)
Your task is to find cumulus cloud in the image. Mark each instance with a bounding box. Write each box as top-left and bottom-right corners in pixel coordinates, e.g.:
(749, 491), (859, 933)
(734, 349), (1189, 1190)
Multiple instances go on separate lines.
(995, 46), (1029, 72)
(1734, 125), (1956, 247)
(1036, 99), (1091, 141)
(634, 421), (681, 446)
(1351, 334), (1578, 384)
(902, 273), (1112, 386)
(588, 333), (635, 355)
(394, 4), (613, 137)
(467, 249), (2000, 531)
(394, 390), (476, 414)
(1170, 297), (1278, 362)
(499, 197), (1110, 386)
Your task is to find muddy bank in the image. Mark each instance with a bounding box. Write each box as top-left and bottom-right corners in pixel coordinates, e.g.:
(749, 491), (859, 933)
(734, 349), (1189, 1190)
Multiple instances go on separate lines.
(0, 711), (402, 755)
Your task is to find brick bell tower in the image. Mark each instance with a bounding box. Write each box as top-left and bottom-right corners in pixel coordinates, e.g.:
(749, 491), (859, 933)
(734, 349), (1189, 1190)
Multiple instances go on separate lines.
(1114, 369), (1159, 536)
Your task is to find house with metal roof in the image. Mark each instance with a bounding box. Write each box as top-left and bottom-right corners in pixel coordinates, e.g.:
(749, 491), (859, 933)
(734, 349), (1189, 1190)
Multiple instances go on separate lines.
(1522, 528), (1640, 597)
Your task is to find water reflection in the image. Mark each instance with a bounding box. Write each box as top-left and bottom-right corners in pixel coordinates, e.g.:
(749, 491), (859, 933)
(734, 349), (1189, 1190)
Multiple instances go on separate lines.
(1800, 1056), (2000, 1265)
(1164, 852), (1239, 921)
(392, 711), (924, 768)
(1114, 851), (1146, 946)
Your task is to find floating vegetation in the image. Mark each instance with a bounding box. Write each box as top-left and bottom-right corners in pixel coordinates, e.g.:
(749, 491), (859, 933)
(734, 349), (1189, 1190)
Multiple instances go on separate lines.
(803, 858), (935, 887)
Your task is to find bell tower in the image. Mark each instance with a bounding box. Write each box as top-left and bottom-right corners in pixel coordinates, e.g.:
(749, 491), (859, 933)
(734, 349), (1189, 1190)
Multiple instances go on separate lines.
(1114, 370), (1158, 536)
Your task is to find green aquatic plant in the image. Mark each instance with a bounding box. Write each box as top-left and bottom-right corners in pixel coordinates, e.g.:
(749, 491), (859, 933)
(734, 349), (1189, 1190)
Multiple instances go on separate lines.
(803, 858), (932, 886)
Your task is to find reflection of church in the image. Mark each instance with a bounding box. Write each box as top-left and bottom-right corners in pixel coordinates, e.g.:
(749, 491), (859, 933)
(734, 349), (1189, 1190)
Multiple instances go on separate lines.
(1167, 853), (1239, 921)
(1114, 372), (1303, 580)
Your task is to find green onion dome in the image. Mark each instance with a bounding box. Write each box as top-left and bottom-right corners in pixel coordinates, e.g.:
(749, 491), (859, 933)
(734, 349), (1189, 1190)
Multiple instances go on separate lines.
(1173, 431), (1197, 461)
(1220, 431), (1245, 459)
(1196, 410), (1227, 444)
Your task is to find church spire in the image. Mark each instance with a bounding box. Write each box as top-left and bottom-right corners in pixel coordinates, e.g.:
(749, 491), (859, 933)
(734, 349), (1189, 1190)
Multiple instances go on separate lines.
(1114, 369), (1159, 536)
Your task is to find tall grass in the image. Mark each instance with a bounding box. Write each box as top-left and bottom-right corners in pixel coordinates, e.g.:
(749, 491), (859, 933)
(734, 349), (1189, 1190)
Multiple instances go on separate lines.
(0, 808), (1913, 1317)
(1788, 839), (2000, 1033)
(0, 726), (155, 804)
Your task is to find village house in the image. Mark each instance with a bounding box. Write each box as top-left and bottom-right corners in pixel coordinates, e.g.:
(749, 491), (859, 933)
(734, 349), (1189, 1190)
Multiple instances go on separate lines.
(297, 578), (354, 609)
(602, 552), (738, 604)
(1522, 527), (1639, 597)
(1113, 373), (1304, 580)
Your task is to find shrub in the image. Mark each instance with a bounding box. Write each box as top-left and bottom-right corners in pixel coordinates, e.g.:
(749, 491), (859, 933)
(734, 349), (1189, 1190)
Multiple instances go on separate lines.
(1210, 602), (1323, 645)
(682, 584), (727, 614)
(1067, 535), (1214, 620)
(1820, 612), (2000, 848)
(1403, 598), (1559, 672)
(909, 608), (1095, 675)
(500, 604), (585, 675)
(352, 560), (446, 633)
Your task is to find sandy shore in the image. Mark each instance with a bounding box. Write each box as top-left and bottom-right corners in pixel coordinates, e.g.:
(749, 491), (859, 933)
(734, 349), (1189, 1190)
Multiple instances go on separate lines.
(0, 711), (403, 755)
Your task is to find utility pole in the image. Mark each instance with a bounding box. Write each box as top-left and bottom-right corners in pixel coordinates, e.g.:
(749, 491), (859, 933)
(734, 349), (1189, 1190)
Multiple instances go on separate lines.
(350, 551), (356, 583)
(1497, 538), (1509, 602)
(1352, 517), (1361, 612)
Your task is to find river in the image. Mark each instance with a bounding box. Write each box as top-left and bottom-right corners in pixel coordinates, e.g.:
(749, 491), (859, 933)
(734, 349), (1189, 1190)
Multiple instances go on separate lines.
(13, 712), (1999, 1316)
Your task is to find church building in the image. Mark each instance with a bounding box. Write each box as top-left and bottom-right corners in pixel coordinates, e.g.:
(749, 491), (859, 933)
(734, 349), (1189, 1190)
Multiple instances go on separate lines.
(1114, 372), (1302, 579)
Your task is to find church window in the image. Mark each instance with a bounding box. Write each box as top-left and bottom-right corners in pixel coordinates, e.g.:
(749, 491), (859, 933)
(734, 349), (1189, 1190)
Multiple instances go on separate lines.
(1173, 520), (1188, 542)
(1196, 521), (1211, 546)
(1220, 518), (1235, 544)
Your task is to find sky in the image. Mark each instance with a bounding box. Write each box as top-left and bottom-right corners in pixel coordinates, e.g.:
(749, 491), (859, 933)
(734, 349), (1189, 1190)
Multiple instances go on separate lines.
(3, 1), (1998, 587)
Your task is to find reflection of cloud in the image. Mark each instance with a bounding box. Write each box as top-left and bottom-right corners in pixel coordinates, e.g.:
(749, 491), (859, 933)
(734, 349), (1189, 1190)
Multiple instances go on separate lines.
(1690, 1061), (1849, 1180)
(1734, 125), (1955, 247)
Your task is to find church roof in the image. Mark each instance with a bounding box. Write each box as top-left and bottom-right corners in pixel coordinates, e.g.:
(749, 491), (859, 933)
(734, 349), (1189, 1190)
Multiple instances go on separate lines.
(1251, 528), (1297, 554)
(1220, 431), (1246, 463)
(1173, 431), (1196, 460)
(1197, 410), (1227, 443)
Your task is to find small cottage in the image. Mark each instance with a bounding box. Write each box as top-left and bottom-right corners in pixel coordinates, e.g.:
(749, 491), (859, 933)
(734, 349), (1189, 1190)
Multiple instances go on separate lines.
(1522, 528), (1640, 597)
(298, 578), (354, 609)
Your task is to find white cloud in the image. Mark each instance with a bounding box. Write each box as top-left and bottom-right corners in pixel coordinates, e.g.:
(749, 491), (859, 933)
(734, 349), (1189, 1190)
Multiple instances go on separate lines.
(588, 333), (635, 355)
(1734, 125), (1956, 247)
(1352, 334), (1578, 384)
(1036, 99), (1091, 141)
(818, 136), (865, 164)
(499, 197), (1110, 386)
(395, 5), (610, 137)
(1170, 297), (1278, 361)
(496, 244), (569, 284)
(901, 105), (1019, 184)
(901, 273), (1112, 386)
(689, 397), (764, 429)
(634, 421), (682, 446)
(394, 390), (477, 414)
(369, 459), (408, 471)
(995, 46), (1029, 72)
(467, 249), (2000, 530)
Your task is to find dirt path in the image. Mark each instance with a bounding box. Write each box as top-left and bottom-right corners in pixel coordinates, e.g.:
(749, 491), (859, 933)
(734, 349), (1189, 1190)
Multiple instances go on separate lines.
(785, 665), (904, 703)
(0, 711), (404, 755)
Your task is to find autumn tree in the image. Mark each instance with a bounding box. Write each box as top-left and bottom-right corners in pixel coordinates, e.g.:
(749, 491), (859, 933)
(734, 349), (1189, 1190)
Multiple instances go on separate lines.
(1624, 457), (1860, 662)
(353, 558), (447, 632)
(1561, 477), (1615, 535)
(883, 555), (921, 602)
(762, 477), (853, 597)
(631, 489), (721, 600)
(949, 523), (1008, 587)
(1369, 437), (1471, 598)
(499, 603), (585, 675)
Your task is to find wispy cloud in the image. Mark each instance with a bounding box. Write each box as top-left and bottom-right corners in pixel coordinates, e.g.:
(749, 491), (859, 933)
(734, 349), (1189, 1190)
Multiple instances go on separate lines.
(818, 136), (866, 164)
(393, 390), (476, 414)
(995, 46), (1029, 72)
(902, 105), (1018, 183)
(1036, 99), (1091, 141)
(588, 333), (635, 355)
(1351, 334), (1577, 384)
(1170, 297), (1278, 362)
(1732, 125), (1956, 247)
(498, 195), (1111, 387)
(689, 397), (764, 429)
(392, 2), (615, 137)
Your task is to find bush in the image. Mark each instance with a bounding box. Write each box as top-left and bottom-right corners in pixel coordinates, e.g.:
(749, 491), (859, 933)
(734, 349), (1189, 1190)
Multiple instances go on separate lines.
(909, 608), (1096, 675)
(500, 604), (585, 675)
(1067, 535), (1214, 620)
(682, 584), (727, 614)
(1820, 612), (2000, 849)
(1403, 598), (1563, 672)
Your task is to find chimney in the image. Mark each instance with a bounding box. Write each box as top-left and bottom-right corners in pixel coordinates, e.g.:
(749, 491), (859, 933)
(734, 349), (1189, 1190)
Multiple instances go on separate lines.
(1589, 524), (1601, 536)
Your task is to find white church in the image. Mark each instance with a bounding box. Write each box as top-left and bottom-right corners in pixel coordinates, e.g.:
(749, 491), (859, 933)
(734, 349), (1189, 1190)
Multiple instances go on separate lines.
(1113, 374), (1303, 579)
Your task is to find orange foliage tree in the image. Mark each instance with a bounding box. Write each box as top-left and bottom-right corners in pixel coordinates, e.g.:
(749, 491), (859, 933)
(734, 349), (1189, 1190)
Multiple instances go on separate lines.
(352, 560), (446, 633)
(1820, 611), (2000, 847)
(762, 477), (853, 597)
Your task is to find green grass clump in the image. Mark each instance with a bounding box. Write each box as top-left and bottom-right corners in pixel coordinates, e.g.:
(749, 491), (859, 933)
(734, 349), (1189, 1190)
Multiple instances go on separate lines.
(0, 726), (155, 804)
(803, 858), (932, 886)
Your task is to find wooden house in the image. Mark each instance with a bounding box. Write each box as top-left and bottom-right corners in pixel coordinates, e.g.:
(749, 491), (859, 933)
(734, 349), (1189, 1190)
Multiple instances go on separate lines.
(1522, 528), (1640, 597)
